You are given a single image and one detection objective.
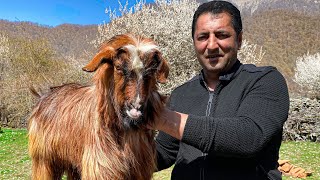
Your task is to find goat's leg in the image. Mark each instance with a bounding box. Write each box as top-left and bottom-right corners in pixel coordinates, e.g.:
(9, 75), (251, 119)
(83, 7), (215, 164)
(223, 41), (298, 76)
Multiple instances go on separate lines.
(67, 167), (81, 180)
(52, 167), (64, 180)
(31, 159), (52, 180)
(31, 159), (64, 180)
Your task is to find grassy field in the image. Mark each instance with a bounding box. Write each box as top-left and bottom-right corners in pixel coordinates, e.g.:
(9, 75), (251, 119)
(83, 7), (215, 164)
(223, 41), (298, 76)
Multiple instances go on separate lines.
(0, 128), (30, 179)
(0, 128), (319, 180)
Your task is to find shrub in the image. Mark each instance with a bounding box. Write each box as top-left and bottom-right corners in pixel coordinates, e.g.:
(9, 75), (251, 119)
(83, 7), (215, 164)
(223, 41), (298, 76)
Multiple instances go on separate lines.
(293, 53), (320, 98)
(0, 34), (9, 59)
(238, 39), (264, 65)
(0, 34), (10, 127)
(0, 37), (57, 127)
(0, 37), (89, 127)
(283, 96), (320, 142)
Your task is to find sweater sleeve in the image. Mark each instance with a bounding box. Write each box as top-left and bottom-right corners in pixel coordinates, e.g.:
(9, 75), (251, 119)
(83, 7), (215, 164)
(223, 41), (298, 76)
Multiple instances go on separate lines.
(181, 70), (289, 158)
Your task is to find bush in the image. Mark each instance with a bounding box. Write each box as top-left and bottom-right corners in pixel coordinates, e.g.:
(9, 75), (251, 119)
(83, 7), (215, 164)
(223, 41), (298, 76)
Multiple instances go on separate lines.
(0, 37), (58, 127)
(238, 39), (264, 65)
(283, 96), (320, 142)
(293, 53), (320, 99)
(0, 36), (89, 128)
(0, 34), (10, 127)
(0, 34), (9, 59)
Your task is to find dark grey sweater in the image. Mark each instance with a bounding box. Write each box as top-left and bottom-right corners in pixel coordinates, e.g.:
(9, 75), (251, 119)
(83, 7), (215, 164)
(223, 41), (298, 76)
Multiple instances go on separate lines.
(156, 60), (289, 180)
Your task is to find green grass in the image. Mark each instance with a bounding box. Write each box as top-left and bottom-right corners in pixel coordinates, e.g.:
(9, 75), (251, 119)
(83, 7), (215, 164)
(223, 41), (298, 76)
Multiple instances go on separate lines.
(0, 128), (319, 180)
(280, 141), (320, 180)
(153, 166), (173, 180)
(0, 128), (31, 179)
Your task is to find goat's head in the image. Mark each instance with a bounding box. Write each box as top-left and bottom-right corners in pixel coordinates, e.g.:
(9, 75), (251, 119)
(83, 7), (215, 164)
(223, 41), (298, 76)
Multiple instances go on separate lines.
(83, 34), (169, 129)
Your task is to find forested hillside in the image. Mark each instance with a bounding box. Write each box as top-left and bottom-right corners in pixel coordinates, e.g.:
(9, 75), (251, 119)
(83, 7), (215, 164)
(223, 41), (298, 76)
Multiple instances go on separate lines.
(0, 20), (97, 58)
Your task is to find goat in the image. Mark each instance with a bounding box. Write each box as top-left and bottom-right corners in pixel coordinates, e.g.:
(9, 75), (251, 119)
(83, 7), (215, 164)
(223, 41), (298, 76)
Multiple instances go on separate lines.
(28, 34), (169, 180)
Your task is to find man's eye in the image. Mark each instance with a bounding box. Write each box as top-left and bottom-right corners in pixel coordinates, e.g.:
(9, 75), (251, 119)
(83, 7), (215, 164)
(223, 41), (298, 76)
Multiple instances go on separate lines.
(216, 33), (229, 39)
(197, 35), (208, 41)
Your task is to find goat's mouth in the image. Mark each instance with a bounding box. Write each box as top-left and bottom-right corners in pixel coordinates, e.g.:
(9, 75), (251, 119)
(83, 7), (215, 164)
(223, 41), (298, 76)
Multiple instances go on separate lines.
(123, 107), (144, 130)
(126, 108), (142, 119)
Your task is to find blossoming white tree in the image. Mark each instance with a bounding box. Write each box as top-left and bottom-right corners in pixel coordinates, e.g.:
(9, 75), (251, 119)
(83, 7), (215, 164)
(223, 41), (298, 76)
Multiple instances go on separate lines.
(294, 53), (320, 98)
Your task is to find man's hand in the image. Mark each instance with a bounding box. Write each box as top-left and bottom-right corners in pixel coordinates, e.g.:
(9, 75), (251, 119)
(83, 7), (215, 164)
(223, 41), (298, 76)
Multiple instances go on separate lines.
(149, 108), (188, 140)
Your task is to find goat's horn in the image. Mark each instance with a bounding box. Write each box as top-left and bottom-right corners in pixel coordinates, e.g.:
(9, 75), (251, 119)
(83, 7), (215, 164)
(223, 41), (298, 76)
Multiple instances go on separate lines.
(82, 48), (115, 72)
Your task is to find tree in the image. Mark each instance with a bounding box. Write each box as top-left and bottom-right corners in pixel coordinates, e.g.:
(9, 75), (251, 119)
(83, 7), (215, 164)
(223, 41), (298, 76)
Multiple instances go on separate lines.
(294, 53), (320, 98)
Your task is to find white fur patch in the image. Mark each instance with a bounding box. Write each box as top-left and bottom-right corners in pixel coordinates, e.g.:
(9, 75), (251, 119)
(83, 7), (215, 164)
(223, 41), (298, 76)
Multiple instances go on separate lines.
(134, 95), (141, 108)
(126, 95), (142, 119)
(124, 43), (159, 71)
(124, 45), (143, 71)
(138, 44), (158, 54)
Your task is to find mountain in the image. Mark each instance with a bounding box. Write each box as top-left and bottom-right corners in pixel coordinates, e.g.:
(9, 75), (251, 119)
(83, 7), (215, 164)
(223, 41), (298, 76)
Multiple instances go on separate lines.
(0, 20), (98, 59)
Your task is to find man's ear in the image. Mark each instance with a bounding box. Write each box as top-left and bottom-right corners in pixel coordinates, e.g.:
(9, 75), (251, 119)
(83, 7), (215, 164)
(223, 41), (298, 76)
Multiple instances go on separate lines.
(237, 31), (243, 50)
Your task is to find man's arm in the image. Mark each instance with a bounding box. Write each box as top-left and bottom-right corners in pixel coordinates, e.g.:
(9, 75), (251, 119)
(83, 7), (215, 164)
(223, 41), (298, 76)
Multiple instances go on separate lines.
(154, 70), (289, 158)
(154, 96), (183, 171)
(155, 108), (187, 140)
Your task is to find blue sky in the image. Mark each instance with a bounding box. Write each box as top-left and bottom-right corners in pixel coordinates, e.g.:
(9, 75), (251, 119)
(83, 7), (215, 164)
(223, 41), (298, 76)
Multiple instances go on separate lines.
(0, 0), (155, 27)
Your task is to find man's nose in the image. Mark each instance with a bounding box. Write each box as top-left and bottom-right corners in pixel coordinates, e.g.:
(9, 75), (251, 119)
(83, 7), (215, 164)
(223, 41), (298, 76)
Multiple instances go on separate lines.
(207, 35), (218, 50)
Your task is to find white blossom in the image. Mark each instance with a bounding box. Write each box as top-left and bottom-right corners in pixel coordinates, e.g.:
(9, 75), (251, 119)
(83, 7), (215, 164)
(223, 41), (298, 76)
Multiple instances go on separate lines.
(294, 53), (320, 94)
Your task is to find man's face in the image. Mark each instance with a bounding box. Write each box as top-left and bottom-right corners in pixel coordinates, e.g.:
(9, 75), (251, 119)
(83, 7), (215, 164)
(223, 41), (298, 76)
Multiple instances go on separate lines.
(193, 12), (242, 78)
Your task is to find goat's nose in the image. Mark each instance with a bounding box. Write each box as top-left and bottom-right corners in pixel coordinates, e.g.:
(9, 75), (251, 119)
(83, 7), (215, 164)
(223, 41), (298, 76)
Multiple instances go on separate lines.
(126, 108), (142, 119)
(128, 102), (142, 110)
(126, 102), (142, 119)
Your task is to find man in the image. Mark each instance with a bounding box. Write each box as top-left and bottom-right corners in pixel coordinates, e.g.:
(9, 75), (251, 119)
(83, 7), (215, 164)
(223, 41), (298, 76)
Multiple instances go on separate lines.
(150, 1), (289, 179)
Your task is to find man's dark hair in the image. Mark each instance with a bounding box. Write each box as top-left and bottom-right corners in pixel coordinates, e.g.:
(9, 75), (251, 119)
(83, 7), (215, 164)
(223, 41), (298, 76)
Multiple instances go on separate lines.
(192, 0), (242, 39)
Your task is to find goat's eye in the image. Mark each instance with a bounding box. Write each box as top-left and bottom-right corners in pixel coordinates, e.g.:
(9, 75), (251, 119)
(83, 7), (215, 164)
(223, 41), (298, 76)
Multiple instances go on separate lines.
(117, 48), (127, 54)
(115, 65), (121, 71)
(115, 65), (124, 75)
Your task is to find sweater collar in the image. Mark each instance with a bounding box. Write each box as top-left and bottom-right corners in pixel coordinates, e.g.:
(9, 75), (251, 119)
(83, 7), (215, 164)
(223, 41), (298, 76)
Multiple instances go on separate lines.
(199, 60), (243, 83)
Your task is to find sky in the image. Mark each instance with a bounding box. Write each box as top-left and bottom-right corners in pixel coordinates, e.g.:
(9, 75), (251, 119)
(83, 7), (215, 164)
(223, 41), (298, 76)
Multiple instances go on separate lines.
(0, 0), (155, 27)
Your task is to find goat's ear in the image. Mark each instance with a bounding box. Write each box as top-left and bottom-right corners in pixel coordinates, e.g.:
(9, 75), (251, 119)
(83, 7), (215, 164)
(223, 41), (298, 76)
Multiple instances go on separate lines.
(82, 48), (115, 72)
(155, 52), (169, 84)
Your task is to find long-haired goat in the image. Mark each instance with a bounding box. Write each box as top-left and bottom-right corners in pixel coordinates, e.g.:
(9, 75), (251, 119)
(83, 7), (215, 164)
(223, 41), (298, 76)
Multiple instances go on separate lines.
(28, 34), (169, 180)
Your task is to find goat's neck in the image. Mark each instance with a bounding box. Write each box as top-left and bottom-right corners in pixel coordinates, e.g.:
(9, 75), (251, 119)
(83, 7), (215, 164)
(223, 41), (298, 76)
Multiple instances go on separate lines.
(93, 78), (124, 138)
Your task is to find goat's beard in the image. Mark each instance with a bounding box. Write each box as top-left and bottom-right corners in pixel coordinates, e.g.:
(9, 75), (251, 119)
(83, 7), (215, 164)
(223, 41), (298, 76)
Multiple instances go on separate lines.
(121, 91), (166, 131)
(123, 114), (144, 130)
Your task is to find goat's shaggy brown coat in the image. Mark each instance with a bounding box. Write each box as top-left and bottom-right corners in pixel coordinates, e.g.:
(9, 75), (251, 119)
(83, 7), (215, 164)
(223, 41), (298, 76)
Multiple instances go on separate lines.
(28, 34), (169, 180)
